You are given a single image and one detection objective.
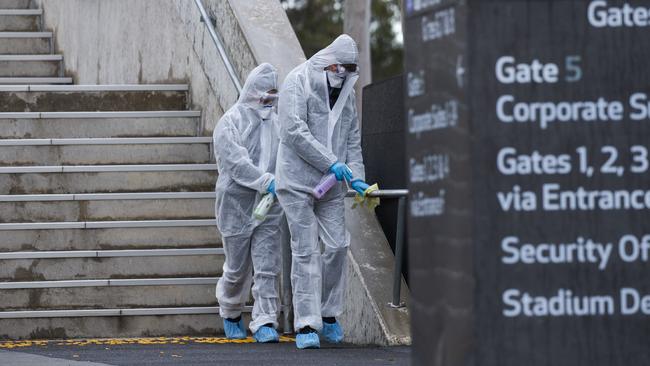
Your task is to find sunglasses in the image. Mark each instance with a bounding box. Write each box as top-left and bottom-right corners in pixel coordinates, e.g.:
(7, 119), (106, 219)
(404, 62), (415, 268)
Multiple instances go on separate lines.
(340, 64), (358, 73)
(260, 90), (278, 105)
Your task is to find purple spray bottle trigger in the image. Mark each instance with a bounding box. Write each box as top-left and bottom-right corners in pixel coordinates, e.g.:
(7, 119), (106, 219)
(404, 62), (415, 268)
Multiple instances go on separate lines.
(312, 173), (338, 199)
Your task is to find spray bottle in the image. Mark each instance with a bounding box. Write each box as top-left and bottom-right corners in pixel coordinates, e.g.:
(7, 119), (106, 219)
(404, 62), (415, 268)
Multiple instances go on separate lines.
(253, 193), (275, 221)
(312, 173), (338, 199)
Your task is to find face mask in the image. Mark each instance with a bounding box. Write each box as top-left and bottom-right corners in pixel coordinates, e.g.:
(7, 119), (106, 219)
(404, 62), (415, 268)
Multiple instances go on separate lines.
(327, 70), (345, 88)
(259, 105), (273, 120)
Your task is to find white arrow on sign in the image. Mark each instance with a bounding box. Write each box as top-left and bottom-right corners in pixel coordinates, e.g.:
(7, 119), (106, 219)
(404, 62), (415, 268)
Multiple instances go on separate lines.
(456, 55), (465, 88)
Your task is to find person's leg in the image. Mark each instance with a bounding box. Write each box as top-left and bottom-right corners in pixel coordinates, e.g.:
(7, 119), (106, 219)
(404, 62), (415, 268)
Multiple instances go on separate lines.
(314, 195), (349, 342)
(276, 189), (323, 333)
(249, 205), (283, 339)
(216, 232), (253, 336)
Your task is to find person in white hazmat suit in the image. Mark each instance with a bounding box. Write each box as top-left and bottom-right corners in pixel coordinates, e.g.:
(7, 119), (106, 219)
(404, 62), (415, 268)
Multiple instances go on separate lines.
(213, 63), (284, 343)
(275, 35), (371, 349)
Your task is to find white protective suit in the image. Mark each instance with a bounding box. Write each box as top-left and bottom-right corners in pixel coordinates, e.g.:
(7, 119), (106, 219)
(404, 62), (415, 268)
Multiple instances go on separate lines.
(275, 35), (365, 332)
(214, 63), (283, 333)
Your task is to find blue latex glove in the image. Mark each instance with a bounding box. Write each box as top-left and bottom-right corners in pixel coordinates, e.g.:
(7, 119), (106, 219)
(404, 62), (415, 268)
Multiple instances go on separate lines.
(267, 180), (276, 195)
(351, 180), (370, 196)
(329, 162), (353, 182)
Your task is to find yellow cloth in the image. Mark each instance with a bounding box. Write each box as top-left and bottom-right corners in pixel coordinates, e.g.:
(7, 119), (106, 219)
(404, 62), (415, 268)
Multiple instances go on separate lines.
(352, 183), (380, 211)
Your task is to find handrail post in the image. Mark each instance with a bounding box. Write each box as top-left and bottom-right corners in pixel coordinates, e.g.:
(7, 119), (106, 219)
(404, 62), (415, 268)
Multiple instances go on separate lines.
(390, 196), (407, 308)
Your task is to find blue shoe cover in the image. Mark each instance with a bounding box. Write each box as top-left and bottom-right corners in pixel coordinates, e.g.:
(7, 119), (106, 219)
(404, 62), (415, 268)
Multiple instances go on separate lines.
(223, 318), (246, 339)
(253, 326), (279, 343)
(296, 332), (320, 349)
(322, 321), (344, 343)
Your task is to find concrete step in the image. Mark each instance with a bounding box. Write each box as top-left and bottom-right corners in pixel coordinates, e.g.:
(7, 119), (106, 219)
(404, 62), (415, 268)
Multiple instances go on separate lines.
(0, 85), (189, 111)
(0, 76), (70, 84)
(0, 224), (220, 252)
(0, 309), (249, 340)
(0, 192), (216, 222)
(0, 218), (216, 230)
(0, 277), (219, 311)
(0, 137), (212, 166)
(0, 164), (217, 194)
(0, 31), (50, 54)
(0, 0), (32, 8)
(0, 111), (200, 138)
(0, 9), (42, 31)
(0, 54), (62, 77)
(0, 248), (224, 281)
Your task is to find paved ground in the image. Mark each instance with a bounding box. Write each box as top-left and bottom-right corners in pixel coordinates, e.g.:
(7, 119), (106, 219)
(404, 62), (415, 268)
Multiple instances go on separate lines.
(0, 337), (411, 366)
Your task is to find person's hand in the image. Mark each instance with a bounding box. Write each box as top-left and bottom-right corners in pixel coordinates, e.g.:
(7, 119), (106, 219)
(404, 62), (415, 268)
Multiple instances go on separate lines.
(267, 180), (276, 195)
(329, 163), (353, 182)
(351, 180), (370, 196)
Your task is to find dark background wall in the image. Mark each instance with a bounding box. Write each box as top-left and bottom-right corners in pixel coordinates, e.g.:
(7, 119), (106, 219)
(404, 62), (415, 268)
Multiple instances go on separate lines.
(361, 75), (408, 282)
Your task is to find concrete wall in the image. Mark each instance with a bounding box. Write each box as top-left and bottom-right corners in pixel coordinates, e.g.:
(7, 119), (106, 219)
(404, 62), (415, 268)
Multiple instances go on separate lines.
(341, 199), (411, 346)
(35, 0), (303, 135)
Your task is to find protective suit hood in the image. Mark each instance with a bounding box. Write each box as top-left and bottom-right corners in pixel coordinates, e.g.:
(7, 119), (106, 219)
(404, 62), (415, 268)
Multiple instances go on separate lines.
(237, 63), (278, 107)
(308, 34), (359, 70)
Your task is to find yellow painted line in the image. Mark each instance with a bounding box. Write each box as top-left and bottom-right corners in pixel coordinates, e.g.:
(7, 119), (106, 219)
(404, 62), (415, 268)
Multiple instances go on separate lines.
(0, 335), (295, 349)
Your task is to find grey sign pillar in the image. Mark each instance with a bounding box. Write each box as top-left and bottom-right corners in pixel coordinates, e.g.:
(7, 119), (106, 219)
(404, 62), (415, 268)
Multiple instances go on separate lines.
(405, 1), (650, 365)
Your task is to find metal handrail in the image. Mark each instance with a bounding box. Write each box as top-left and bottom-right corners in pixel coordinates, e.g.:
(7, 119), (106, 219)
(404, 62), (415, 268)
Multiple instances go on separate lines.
(345, 189), (409, 198)
(194, 0), (243, 93)
(347, 188), (409, 308)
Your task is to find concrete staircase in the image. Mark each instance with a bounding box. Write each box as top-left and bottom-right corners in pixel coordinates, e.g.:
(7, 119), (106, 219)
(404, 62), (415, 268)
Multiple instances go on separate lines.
(0, 1), (227, 340)
(0, 3), (69, 84)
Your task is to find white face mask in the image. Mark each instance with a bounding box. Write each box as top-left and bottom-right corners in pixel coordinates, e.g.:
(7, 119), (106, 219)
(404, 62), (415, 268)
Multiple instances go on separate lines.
(327, 70), (345, 88)
(259, 105), (273, 120)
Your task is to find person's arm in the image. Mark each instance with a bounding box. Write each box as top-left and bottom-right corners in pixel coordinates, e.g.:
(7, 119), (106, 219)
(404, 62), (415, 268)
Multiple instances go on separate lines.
(345, 93), (366, 182)
(213, 117), (273, 193)
(278, 73), (338, 172)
